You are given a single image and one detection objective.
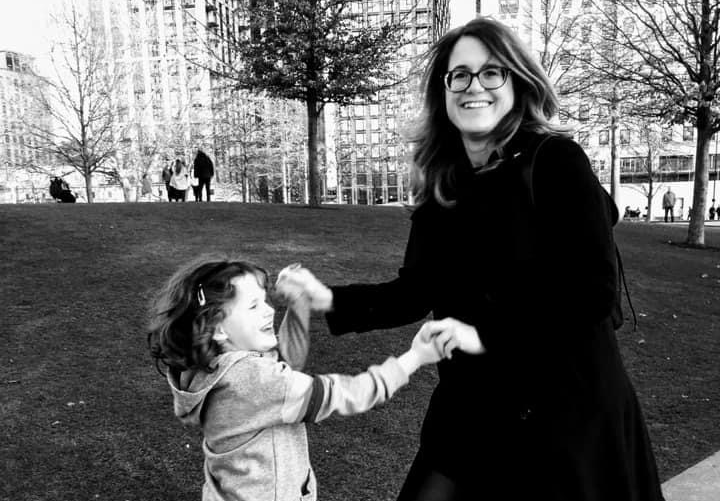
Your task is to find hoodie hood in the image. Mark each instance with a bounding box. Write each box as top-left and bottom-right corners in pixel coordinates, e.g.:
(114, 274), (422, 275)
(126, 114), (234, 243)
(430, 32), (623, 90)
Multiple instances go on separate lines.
(167, 351), (253, 426)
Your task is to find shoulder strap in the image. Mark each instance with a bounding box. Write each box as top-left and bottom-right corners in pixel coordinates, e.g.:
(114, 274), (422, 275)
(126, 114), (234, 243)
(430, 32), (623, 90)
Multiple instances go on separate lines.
(523, 135), (638, 332)
(521, 135), (552, 208)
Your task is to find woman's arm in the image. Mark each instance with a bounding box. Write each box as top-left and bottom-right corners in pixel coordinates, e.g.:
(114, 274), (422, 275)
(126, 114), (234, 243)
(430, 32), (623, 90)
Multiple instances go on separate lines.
(325, 210), (438, 335)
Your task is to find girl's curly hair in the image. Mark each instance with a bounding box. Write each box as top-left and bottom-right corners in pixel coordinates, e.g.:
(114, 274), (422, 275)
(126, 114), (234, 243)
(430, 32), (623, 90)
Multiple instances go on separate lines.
(147, 255), (267, 375)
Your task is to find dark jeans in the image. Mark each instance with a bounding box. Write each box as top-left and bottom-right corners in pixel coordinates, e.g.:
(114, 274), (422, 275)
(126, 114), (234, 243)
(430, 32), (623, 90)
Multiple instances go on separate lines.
(664, 207), (674, 222)
(198, 177), (212, 201)
(165, 183), (172, 201)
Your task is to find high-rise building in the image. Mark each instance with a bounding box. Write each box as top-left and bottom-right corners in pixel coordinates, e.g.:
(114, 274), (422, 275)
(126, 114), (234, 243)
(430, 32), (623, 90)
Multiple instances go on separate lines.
(333, 0), (450, 205)
(0, 50), (53, 203)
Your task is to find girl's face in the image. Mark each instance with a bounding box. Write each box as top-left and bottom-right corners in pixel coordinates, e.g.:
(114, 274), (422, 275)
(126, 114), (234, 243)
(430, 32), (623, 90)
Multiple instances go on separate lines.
(444, 36), (515, 140)
(217, 274), (277, 352)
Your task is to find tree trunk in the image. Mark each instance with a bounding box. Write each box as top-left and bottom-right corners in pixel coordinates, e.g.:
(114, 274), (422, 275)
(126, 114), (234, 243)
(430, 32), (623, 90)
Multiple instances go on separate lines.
(687, 120), (710, 246)
(645, 150), (654, 222)
(84, 171), (93, 203)
(609, 97), (620, 209)
(305, 95), (321, 207)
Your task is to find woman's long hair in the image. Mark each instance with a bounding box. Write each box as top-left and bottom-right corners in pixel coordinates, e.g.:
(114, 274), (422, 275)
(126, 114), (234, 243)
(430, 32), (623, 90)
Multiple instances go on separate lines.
(147, 255), (268, 375)
(410, 17), (565, 207)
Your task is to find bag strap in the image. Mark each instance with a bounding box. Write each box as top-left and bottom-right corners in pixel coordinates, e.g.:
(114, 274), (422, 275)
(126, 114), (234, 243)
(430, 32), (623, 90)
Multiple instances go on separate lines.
(523, 135), (638, 332)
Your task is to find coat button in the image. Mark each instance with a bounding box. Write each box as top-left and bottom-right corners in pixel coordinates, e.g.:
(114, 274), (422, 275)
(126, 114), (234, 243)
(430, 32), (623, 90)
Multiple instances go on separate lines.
(519, 408), (532, 420)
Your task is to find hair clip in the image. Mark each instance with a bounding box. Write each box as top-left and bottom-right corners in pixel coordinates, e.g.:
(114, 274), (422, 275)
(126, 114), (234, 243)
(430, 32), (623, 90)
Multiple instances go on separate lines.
(197, 284), (206, 306)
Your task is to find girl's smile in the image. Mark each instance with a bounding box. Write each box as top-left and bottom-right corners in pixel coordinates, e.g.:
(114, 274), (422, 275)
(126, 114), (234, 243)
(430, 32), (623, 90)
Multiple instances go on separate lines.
(217, 274), (277, 353)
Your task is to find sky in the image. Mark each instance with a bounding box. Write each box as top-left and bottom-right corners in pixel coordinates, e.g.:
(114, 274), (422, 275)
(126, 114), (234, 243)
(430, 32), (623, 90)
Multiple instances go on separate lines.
(0, 0), (59, 55)
(0, 0), (475, 75)
(0, 0), (63, 75)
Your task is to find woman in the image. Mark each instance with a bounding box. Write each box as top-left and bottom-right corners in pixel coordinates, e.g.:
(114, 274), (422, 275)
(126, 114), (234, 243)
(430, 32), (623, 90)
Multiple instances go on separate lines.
(169, 159), (189, 202)
(278, 17), (664, 501)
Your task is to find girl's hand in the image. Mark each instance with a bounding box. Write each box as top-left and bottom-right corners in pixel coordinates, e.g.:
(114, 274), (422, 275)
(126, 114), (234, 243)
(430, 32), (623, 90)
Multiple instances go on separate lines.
(417, 318), (485, 359)
(409, 328), (445, 365)
(275, 264), (333, 312)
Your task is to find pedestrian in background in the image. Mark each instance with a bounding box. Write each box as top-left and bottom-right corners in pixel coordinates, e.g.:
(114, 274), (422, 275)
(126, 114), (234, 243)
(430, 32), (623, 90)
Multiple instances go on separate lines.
(161, 163), (173, 202)
(169, 159), (189, 202)
(193, 149), (214, 202)
(663, 187), (676, 222)
(141, 173), (153, 201)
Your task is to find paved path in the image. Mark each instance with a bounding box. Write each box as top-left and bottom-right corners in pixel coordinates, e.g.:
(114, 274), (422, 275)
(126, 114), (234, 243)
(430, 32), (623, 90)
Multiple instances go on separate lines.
(662, 450), (720, 501)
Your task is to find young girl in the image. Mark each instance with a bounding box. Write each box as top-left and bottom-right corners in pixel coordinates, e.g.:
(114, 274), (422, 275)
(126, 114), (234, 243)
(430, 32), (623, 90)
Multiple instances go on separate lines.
(147, 256), (466, 501)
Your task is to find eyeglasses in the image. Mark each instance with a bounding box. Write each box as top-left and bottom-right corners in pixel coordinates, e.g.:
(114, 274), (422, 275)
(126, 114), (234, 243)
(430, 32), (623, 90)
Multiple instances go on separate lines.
(443, 66), (510, 92)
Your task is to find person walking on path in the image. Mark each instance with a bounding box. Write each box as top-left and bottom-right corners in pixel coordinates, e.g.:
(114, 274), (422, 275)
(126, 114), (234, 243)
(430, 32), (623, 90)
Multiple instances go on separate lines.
(277, 17), (665, 501)
(169, 159), (190, 202)
(663, 187), (677, 222)
(161, 162), (173, 202)
(193, 149), (214, 202)
(141, 173), (153, 201)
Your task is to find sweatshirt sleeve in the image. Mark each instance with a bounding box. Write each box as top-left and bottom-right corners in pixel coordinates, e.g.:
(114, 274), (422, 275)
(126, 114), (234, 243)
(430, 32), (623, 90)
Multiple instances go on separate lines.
(223, 354), (409, 428)
(277, 297), (311, 370)
(300, 357), (409, 423)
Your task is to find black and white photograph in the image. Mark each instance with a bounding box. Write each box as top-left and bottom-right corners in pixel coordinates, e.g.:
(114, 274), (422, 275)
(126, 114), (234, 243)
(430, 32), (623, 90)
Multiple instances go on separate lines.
(1, 0), (718, 500)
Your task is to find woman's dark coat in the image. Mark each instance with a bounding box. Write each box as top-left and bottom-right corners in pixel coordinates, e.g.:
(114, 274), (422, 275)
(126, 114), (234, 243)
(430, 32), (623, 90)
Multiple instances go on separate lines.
(326, 130), (664, 501)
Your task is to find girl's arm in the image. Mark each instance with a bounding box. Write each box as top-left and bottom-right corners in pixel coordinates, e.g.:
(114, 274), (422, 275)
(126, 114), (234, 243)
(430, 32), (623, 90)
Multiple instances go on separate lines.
(276, 296), (311, 371)
(284, 325), (445, 424)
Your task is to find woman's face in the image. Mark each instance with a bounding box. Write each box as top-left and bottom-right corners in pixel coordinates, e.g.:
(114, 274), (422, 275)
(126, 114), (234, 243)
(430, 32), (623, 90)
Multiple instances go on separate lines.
(444, 36), (515, 140)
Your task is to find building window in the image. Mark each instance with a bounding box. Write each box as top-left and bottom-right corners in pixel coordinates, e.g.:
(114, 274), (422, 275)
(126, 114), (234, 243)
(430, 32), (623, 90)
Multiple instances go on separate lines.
(662, 127), (673, 142)
(499, 0), (519, 14)
(599, 130), (609, 145)
(578, 105), (589, 122)
(659, 155), (693, 172)
(355, 119), (365, 131)
(578, 131), (589, 147)
(620, 157), (647, 173)
(356, 133), (365, 144)
(619, 129), (630, 145)
(683, 125), (694, 141)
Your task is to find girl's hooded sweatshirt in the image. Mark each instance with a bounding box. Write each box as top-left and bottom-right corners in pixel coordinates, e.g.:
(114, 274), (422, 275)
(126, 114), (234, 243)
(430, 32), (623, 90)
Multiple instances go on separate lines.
(167, 303), (409, 501)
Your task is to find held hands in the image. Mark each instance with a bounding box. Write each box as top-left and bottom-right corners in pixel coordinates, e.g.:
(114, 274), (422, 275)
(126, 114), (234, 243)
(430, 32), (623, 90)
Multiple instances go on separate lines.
(400, 318), (485, 376)
(275, 263), (333, 312)
(399, 318), (485, 376)
(416, 317), (485, 360)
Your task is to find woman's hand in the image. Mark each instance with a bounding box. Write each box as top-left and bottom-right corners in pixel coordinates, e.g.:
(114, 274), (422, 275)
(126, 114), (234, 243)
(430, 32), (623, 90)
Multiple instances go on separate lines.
(417, 318), (485, 359)
(275, 264), (333, 312)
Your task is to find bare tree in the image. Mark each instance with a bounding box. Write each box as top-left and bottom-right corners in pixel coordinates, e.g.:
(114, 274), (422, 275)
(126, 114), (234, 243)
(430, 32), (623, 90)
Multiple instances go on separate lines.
(589, 0), (720, 246)
(22, 1), (128, 203)
(617, 121), (667, 222)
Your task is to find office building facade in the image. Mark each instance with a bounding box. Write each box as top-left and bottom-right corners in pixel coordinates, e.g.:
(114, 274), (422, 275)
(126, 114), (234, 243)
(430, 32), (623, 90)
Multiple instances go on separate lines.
(0, 50), (53, 203)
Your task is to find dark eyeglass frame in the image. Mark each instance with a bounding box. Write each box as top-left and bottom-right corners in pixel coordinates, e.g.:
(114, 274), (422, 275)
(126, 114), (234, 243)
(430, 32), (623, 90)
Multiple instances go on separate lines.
(443, 66), (511, 92)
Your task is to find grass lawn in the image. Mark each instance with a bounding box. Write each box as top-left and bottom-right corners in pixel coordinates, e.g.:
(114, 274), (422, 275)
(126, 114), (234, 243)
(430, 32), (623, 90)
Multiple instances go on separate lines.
(1, 202), (718, 501)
